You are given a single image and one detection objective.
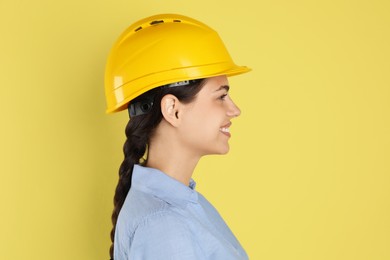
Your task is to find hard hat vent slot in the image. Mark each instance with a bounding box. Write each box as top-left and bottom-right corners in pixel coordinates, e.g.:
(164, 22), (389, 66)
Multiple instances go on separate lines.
(150, 20), (164, 25)
(134, 19), (182, 33)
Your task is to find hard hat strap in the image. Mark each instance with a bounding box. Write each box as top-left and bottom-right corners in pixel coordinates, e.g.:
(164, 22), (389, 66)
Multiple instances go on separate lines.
(128, 79), (202, 117)
(163, 79), (201, 88)
(128, 96), (154, 117)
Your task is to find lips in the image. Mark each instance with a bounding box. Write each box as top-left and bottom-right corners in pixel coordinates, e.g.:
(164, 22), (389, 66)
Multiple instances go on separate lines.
(220, 122), (232, 137)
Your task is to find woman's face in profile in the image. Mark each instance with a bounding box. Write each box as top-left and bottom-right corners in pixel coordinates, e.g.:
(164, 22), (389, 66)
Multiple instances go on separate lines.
(177, 75), (241, 156)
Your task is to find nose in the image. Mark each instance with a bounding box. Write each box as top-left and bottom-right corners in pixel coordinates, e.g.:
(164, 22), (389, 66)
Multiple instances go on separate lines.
(227, 99), (241, 118)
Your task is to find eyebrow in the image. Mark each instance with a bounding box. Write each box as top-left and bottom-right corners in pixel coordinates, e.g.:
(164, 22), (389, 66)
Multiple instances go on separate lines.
(214, 85), (230, 92)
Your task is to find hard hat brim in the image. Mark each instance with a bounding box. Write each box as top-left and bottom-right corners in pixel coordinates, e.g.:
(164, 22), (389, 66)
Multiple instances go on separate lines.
(105, 64), (251, 114)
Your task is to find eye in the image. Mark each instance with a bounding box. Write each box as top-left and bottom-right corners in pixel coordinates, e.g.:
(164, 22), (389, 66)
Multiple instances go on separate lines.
(219, 93), (228, 100)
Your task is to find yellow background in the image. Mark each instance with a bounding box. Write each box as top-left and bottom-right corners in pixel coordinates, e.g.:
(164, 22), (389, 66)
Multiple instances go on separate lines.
(1, 0), (389, 259)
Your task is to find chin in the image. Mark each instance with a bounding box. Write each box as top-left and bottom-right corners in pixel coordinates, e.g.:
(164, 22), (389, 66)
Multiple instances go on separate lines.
(219, 150), (229, 155)
(212, 145), (230, 155)
(200, 141), (230, 156)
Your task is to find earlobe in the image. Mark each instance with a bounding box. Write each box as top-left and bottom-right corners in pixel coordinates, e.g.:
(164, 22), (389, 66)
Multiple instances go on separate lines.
(161, 94), (180, 127)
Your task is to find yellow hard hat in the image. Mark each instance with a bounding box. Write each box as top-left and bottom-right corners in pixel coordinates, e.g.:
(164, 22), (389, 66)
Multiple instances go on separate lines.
(104, 14), (251, 113)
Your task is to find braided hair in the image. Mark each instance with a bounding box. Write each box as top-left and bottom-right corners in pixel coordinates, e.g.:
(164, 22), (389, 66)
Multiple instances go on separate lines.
(109, 79), (205, 259)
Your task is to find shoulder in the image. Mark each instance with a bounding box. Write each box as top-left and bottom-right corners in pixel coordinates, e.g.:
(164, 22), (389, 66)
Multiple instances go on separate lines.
(115, 189), (180, 258)
(137, 209), (189, 234)
(117, 188), (171, 232)
(129, 210), (203, 259)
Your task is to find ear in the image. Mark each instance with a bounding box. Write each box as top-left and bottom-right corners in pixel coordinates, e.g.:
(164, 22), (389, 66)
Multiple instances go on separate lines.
(161, 94), (181, 127)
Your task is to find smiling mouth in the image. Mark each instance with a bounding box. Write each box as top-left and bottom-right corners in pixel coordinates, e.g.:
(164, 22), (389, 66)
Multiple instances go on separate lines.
(220, 122), (232, 137)
(220, 127), (230, 133)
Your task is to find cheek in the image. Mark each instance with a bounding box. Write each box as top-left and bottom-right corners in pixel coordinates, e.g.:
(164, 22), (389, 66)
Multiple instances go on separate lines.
(183, 110), (221, 143)
(183, 112), (210, 136)
(180, 109), (210, 136)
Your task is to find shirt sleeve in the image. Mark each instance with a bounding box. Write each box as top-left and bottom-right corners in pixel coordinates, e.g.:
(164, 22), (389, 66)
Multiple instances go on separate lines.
(128, 211), (203, 260)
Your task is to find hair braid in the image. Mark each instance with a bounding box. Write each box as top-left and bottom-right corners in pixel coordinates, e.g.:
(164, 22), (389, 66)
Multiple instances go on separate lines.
(109, 118), (149, 259)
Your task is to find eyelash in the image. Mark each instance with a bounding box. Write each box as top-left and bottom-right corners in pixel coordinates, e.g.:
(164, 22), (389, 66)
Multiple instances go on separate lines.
(219, 93), (228, 100)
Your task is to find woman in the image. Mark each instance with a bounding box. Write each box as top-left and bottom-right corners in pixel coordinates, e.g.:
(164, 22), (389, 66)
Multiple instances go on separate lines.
(104, 14), (251, 260)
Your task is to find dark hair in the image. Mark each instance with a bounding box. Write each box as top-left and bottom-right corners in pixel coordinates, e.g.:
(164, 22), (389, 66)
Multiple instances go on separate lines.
(109, 79), (206, 259)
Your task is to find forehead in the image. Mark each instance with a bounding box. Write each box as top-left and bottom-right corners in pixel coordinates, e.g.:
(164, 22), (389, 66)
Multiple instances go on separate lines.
(201, 75), (229, 92)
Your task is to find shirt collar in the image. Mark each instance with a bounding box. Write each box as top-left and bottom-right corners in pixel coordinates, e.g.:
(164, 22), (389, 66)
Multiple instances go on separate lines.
(132, 165), (198, 208)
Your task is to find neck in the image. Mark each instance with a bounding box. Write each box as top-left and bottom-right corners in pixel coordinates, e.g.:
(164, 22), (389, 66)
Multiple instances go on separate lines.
(145, 127), (200, 186)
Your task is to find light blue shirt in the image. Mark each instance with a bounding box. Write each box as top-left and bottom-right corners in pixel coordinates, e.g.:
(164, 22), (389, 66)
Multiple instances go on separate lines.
(114, 165), (248, 260)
